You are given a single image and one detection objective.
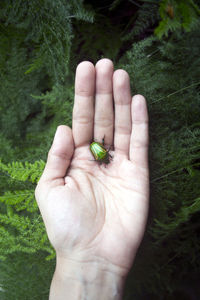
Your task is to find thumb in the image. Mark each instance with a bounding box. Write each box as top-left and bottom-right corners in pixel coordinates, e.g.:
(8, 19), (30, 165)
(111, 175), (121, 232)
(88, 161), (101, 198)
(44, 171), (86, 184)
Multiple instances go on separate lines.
(41, 125), (74, 183)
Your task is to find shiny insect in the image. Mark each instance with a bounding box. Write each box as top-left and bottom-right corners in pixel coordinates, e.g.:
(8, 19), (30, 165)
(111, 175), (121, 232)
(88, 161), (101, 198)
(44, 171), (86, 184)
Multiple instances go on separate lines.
(89, 137), (113, 165)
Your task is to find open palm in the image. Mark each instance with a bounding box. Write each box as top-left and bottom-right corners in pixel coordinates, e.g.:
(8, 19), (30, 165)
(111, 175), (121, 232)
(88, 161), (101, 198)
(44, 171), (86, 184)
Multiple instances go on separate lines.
(35, 59), (149, 276)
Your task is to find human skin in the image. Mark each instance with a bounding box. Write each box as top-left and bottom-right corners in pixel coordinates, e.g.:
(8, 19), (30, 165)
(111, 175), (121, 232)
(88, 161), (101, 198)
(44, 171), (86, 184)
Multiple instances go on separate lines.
(35, 58), (149, 299)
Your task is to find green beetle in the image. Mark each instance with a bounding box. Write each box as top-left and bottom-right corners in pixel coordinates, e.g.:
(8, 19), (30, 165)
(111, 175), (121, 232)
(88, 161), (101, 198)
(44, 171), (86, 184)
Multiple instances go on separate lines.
(89, 137), (112, 165)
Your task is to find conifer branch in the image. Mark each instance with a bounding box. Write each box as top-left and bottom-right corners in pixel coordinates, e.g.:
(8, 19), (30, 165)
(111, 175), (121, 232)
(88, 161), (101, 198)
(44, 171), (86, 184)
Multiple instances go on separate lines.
(152, 81), (200, 104)
(151, 162), (200, 183)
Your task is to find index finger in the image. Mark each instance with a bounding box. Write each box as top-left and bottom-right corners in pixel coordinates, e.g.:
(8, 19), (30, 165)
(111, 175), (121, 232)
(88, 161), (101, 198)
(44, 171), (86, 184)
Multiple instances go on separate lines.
(72, 61), (95, 148)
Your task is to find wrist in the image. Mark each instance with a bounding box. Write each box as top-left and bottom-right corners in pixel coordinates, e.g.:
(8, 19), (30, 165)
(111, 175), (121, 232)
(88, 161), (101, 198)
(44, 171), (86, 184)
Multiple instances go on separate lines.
(50, 254), (128, 300)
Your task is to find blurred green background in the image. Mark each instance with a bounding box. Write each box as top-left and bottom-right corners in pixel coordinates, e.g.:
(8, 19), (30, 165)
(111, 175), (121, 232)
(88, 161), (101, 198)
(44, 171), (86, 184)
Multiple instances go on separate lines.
(0, 0), (200, 299)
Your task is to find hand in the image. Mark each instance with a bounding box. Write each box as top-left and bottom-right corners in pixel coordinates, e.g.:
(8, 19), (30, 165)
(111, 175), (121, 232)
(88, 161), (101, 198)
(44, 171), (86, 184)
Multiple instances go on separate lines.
(35, 59), (149, 299)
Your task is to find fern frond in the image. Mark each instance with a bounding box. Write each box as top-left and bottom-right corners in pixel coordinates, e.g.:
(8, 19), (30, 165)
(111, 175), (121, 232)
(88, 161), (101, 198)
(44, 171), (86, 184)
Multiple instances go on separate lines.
(0, 190), (37, 213)
(0, 213), (53, 258)
(0, 160), (45, 183)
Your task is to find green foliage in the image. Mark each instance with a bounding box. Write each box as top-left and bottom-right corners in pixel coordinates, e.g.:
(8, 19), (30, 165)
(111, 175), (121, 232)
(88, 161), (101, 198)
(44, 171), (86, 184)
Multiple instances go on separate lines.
(112, 0), (200, 42)
(122, 2), (159, 41)
(0, 0), (200, 298)
(0, 252), (55, 300)
(0, 0), (94, 81)
(0, 0), (94, 163)
(0, 160), (45, 183)
(120, 29), (200, 297)
(155, 0), (200, 38)
(152, 196), (200, 240)
(0, 160), (54, 263)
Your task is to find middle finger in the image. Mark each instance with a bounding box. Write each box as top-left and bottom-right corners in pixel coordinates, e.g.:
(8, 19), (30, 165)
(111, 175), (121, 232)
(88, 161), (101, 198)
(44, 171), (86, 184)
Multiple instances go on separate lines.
(94, 58), (114, 146)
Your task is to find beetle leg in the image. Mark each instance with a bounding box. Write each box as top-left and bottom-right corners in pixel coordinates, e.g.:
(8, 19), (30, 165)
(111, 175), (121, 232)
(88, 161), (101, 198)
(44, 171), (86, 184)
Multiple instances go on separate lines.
(109, 153), (113, 160)
(102, 135), (105, 146)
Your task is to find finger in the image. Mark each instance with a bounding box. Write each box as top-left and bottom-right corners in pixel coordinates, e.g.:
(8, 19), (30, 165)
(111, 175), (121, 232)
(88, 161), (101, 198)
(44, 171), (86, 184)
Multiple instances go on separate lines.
(94, 58), (114, 145)
(73, 61), (95, 148)
(113, 69), (132, 158)
(129, 95), (149, 168)
(41, 125), (74, 184)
